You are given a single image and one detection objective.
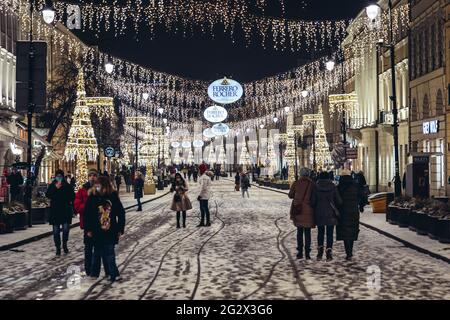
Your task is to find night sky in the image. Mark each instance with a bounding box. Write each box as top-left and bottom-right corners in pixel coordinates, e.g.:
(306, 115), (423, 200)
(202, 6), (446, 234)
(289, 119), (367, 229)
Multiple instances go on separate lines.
(73, 0), (367, 83)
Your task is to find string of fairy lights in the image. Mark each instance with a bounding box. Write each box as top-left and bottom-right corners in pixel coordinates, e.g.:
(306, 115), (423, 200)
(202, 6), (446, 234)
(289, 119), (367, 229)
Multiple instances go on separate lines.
(37, 0), (347, 52)
(9, 0), (410, 137)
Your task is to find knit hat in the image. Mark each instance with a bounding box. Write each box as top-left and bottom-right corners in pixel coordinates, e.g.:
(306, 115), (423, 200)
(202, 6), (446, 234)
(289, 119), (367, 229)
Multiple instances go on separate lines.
(300, 167), (310, 177)
(88, 168), (98, 176)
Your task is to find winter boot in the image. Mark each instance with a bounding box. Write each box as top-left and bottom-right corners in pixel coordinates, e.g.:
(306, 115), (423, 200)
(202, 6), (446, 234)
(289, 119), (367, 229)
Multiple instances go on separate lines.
(296, 248), (303, 259)
(56, 247), (61, 256)
(63, 243), (69, 254)
(316, 246), (324, 261)
(326, 248), (333, 261)
(305, 249), (311, 260)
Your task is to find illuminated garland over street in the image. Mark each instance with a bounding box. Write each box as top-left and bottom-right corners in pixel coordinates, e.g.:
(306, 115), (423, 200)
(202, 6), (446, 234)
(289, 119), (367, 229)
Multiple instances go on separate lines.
(44, 0), (348, 52)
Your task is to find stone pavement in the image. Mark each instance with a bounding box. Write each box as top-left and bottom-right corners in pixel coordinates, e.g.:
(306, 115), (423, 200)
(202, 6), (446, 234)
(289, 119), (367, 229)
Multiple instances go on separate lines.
(252, 183), (450, 264)
(0, 185), (170, 251)
(0, 179), (449, 300)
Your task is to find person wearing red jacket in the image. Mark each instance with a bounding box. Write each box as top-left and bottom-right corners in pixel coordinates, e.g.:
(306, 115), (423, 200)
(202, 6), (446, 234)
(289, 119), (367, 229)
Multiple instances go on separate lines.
(74, 168), (106, 276)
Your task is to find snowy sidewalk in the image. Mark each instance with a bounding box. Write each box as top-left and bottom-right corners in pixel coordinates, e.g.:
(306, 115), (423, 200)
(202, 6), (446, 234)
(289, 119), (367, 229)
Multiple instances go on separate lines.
(251, 182), (450, 264)
(0, 186), (171, 251)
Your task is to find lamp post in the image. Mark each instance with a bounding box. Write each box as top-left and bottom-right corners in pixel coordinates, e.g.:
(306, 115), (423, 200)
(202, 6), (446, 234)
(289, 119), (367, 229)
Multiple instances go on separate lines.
(367, 1), (401, 197)
(26, 0), (55, 227)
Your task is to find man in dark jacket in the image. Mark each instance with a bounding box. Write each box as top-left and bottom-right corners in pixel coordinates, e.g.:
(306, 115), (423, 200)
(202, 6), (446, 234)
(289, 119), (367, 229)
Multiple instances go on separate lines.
(134, 171), (144, 211)
(84, 176), (125, 282)
(46, 169), (75, 256)
(337, 169), (364, 261)
(311, 171), (342, 261)
(74, 168), (107, 276)
(7, 168), (23, 201)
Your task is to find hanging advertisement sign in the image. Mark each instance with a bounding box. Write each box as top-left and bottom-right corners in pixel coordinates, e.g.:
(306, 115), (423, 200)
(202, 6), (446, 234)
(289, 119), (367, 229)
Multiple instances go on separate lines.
(212, 123), (230, 136)
(204, 105), (228, 123)
(207, 78), (243, 104)
(193, 140), (205, 148)
(203, 128), (216, 138)
(171, 142), (180, 148)
(104, 146), (115, 158)
(182, 141), (191, 148)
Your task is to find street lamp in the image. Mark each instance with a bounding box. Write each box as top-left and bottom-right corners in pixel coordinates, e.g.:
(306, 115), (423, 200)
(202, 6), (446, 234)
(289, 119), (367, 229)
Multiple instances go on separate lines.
(157, 107), (164, 115)
(259, 124), (265, 129)
(284, 106), (290, 113)
(273, 117), (279, 123)
(366, 4), (381, 21)
(163, 118), (168, 124)
(325, 59), (335, 71)
(142, 92), (149, 101)
(42, 0), (55, 24)
(366, 1), (402, 197)
(301, 89), (309, 98)
(26, 0), (55, 227)
(104, 59), (114, 74)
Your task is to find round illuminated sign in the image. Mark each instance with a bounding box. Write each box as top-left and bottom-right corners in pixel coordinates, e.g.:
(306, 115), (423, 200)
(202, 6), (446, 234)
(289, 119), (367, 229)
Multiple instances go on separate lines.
(182, 141), (191, 148)
(208, 78), (243, 104)
(212, 123), (230, 136)
(171, 142), (180, 148)
(203, 128), (216, 138)
(193, 140), (204, 148)
(104, 146), (115, 158)
(204, 105), (228, 123)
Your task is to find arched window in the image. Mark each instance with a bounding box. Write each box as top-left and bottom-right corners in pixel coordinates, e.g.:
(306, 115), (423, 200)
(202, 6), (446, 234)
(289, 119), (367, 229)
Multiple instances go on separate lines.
(411, 98), (417, 121)
(423, 94), (430, 119)
(436, 89), (444, 116)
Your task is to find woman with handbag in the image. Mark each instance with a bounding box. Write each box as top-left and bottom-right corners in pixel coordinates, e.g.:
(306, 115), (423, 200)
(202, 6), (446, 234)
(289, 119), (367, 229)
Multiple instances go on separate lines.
(311, 171), (342, 261)
(288, 167), (316, 260)
(170, 173), (192, 228)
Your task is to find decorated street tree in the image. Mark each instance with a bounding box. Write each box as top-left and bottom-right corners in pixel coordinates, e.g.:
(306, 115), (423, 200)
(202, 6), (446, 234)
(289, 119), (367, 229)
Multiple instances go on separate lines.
(64, 71), (98, 188)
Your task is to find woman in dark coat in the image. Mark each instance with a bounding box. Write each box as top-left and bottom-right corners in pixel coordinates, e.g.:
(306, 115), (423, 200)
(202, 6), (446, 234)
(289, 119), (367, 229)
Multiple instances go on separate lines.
(46, 169), (75, 256)
(337, 169), (364, 261)
(134, 171), (144, 212)
(288, 167), (315, 260)
(311, 171), (342, 261)
(170, 173), (192, 228)
(84, 176), (125, 282)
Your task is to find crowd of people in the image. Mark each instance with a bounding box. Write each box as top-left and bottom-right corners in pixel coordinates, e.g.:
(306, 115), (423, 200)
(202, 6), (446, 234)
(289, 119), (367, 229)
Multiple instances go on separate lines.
(288, 168), (369, 261)
(38, 161), (370, 284)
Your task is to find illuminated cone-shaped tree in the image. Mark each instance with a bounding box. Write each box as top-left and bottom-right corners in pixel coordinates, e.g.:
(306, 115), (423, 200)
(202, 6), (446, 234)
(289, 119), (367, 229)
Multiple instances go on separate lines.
(64, 71), (98, 189)
(239, 138), (251, 170)
(207, 145), (216, 164)
(187, 149), (194, 164)
(267, 137), (277, 177)
(310, 107), (332, 169)
(140, 127), (157, 184)
(217, 145), (226, 168)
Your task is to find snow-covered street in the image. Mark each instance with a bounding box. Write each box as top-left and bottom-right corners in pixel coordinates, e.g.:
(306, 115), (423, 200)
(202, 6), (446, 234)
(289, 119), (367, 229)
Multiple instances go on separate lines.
(0, 179), (449, 300)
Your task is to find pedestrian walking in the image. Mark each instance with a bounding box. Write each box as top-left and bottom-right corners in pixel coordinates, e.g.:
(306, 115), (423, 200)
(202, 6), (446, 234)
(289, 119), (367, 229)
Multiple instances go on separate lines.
(288, 167), (316, 260)
(74, 169), (108, 276)
(187, 166), (193, 181)
(115, 174), (122, 193)
(234, 172), (240, 191)
(311, 171), (342, 261)
(45, 169), (75, 256)
(336, 169), (364, 261)
(84, 176), (125, 282)
(192, 165), (199, 182)
(7, 168), (23, 201)
(197, 164), (212, 227)
(214, 165), (221, 181)
(134, 171), (144, 212)
(354, 171), (369, 212)
(124, 169), (132, 193)
(240, 172), (250, 198)
(170, 173), (192, 228)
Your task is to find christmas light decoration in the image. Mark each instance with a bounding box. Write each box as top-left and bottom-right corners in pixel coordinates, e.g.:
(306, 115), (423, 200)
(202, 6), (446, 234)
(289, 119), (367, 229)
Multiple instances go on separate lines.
(64, 70), (99, 188)
(328, 93), (358, 116)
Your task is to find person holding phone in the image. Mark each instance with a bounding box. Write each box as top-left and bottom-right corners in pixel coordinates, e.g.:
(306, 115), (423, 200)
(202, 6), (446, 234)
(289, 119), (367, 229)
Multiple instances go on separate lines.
(46, 169), (75, 256)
